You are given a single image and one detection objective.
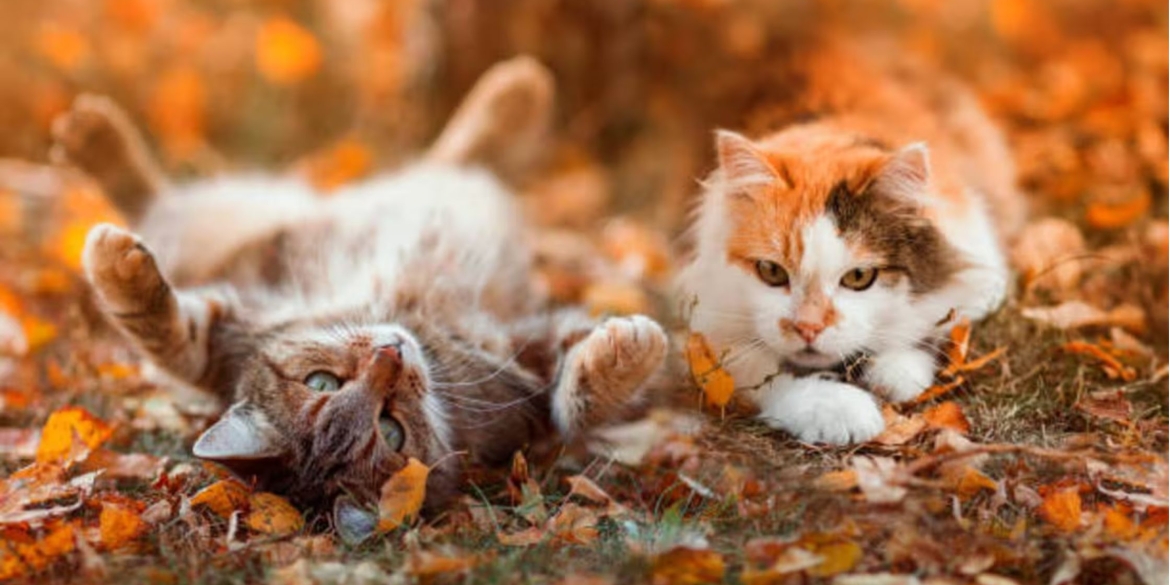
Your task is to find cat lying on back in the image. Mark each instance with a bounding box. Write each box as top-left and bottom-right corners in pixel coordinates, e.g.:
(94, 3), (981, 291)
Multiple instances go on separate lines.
(54, 57), (667, 531)
(677, 39), (1025, 444)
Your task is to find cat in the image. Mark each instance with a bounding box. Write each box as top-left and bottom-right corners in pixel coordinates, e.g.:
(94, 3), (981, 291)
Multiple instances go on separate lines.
(52, 57), (668, 533)
(676, 39), (1025, 444)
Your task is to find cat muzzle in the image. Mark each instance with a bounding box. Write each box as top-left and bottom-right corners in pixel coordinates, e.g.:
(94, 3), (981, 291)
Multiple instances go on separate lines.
(365, 343), (404, 392)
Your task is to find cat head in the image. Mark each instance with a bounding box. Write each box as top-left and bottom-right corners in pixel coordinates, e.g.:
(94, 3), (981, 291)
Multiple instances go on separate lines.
(192, 321), (454, 522)
(703, 128), (962, 368)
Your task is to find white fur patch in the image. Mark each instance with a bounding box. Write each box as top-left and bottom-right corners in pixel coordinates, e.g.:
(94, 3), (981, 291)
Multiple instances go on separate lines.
(756, 375), (885, 444)
(865, 347), (936, 403)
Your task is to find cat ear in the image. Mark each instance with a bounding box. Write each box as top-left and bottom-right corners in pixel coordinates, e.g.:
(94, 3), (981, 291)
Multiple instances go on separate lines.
(715, 130), (790, 193)
(874, 142), (931, 203)
(193, 401), (283, 460)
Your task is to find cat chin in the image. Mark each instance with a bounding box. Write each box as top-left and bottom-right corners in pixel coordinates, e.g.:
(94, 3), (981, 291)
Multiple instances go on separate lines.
(781, 349), (843, 370)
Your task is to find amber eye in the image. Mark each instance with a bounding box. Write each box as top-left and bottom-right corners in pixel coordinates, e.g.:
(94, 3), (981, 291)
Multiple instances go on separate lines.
(755, 260), (790, 287)
(304, 371), (342, 392)
(840, 267), (879, 291)
(378, 414), (405, 451)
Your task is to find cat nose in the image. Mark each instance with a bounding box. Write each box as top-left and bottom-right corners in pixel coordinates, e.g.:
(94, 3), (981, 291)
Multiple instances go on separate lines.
(785, 320), (825, 343)
(366, 344), (403, 392)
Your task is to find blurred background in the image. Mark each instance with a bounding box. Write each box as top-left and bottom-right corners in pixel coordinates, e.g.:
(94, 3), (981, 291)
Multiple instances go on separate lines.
(0, 0), (1166, 350)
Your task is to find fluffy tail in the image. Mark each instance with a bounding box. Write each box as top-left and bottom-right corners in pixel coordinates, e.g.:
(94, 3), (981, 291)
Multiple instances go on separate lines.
(425, 55), (555, 182)
(50, 94), (166, 224)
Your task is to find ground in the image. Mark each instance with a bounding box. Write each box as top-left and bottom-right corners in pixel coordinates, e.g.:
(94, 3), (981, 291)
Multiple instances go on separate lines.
(0, 1), (1166, 584)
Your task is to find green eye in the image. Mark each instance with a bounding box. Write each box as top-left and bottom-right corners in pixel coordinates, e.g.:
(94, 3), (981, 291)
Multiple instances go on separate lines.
(378, 414), (405, 451)
(304, 371), (342, 392)
(841, 267), (879, 291)
(755, 260), (790, 287)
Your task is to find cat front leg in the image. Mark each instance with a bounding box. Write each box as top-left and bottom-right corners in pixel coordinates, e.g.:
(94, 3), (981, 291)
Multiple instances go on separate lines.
(864, 346), (937, 403)
(83, 223), (245, 396)
(756, 374), (885, 444)
(551, 315), (668, 436)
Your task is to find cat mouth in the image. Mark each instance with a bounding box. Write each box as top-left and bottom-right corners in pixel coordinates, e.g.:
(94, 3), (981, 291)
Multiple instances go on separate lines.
(786, 348), (842, 369)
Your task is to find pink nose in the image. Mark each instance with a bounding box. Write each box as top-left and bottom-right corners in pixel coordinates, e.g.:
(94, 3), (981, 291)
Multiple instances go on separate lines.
(367, 344), (403, 391)
(791, 321), (825, 343)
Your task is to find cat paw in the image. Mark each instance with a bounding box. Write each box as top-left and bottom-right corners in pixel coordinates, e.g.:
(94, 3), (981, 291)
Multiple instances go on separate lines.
(865, 347), (937, 403)
(553, 315), (667, 434)
(83, 223), (169, 313)
(757, 375), (885, 445)
(50, 94), (137, 177)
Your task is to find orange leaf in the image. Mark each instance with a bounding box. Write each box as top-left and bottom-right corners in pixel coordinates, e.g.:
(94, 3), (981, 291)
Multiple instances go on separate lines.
(685, 332), (736, 411)
(872, 406), (928, 446)
(407, 550), (484, 577)
(913, 376), (966, 405)
(304, 138), (373, 192)
(651, 547), (726, 585)
(99, 503), (146, 550)
(600, 218), (672, 280)
(1101, 504), (1140, 540)
(35, 407), (114, 464)
(189, 479), (250, 518)
(923, 402), (971, 434)
(0, 523), (77, 580)
(35, 23), (89, 72)
(945, 466), (1000, 499)
(1086, 194), (1151, 230)
(255, 17), (323, 86)
(1039, 487), (1083, 532)
(377, 458), (429, 532)
(148, 66), (206, 158)
(1061, 341), (1137, 382)
(814, 469), (858, 492)
(582, 281), (649, 317)
(245, 493), (304, 536)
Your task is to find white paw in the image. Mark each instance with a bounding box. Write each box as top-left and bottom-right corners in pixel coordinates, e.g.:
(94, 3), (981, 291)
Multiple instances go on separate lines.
(865, 347), (937, 403)
(756, 375), (885, 445)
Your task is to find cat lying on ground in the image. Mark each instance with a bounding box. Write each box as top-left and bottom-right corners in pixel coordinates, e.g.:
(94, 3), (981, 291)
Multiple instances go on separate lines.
(676, 38), (1025, 444)
(53, 57), (667, 532)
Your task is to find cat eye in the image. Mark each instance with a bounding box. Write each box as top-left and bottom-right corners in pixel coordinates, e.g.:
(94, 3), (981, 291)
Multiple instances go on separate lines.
(840, 267), (879, 291)
(304, 371), (342, 392)
(755, 260), (790, 287)
(378, 414), (405, 451)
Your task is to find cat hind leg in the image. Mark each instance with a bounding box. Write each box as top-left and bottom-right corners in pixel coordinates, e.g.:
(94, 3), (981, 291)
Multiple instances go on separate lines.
(51, 94), (166, 223)
(551, 315), (667, 436)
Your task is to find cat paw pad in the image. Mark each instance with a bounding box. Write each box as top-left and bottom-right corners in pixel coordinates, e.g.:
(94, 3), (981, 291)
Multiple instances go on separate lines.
(50, 95), (135, 175)
(83, 223), (167, 311)
(579, 315), (667, 382)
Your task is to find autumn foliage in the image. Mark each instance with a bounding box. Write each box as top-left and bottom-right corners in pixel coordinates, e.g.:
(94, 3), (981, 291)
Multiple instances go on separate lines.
(0, 1), (1166, 584)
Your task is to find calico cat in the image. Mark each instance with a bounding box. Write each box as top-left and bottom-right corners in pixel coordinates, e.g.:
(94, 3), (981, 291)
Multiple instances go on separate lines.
(676, 39), (1025, 444)
(53, 57), (668, 528)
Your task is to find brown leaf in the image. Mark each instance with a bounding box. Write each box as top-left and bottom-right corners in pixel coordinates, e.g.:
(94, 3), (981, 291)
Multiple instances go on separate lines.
(1086, 193), (1151, 229)
(872, 406), (928, 446)
(1012, 217), (1087, 293)
(189, 479), (250, 518)
(1022, 301), (1146, 333)
(245, 493), (304, 536)
(651, 547), (725, 585)
(923, 402), (972, 434)
(547, 503), (599, 545)
(407, 550), (485, 577)
(1075, 389), (1134, 423)
(1061, 341), (1138, 381)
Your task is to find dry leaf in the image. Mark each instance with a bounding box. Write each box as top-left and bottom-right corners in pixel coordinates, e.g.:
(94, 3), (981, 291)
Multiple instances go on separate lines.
(1012, 217), (1086, 293)
(377, 457), (429, 532)
(407, 550), (484, 577)
(189, 479), (251, 518)
(651, 547), (725, 585)
(547, 503), (599, 545)
(852, 457), (907, 504)
(685, 332), (736, 411)
(1039, 487), (1083, 532)
(35, 406), (114, 464)
(872, 406), (928, 446)
(245, 492), (304, 536)
(1075, 389), (1134, 423)
(98, 503), (146, 550)
(600, 218), (672, 280)
(0, 522), (77, 580)
(1086, 193), (1151, 229)
(582, 280), (649, 316)
(1061, 341), (1138, 381)
(302, 138), (373, 192)
(815, 469), (858, 492)
(923, 402), (972, 434)
(1022, 301), (1146, 333)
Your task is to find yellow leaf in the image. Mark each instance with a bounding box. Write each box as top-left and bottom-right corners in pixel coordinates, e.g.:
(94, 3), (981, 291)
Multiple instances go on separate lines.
(35, 407), (114, 464)
(99, 503), (146, 550)
(805, 539), (862, 577)
(189, 479), (250, 518)
(685, 332), (736, 411)
(377, 458), (429, 532)
(245, 492), (304, 536)
(0, 523), (77, 580)
(148, 66), (206, 159)
(255, 17), (322, 86)
(1039, 487), (1083, 532)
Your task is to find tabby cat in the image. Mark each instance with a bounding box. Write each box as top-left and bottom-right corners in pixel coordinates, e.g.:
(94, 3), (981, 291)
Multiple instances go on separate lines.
(55, 57), (667, 532)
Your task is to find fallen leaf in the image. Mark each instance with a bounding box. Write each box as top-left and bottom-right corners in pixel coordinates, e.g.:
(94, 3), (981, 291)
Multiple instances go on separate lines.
(912, 376), (966, 405)
(1086, 193), (1151, 229)
(943, 466), (1000, 499)
(547, 503), (599, 545)
(302, 137), (373, 192)
(35, 407), (114, 464)
(600, 218), (672, 280)
(651, 546), (725, 585)
(1075, 389), (1134, 423)
(872, 406), (928, 446)
(566, 475), (628, 517)
(853, 457), (907, 504)
(814, 469), (858, 492)
(245, 492), (304, 536)
(923, 402), (972, 434)
(685, 332), (736, 412)
(98, 503), (146, 550)
(1022, 301), (1146, 333)
(1011, 217), (1087, 293)
(377, 457), (429, 532)
(0, 522), (77, 580)
(189, 479), (250, 518)
(582, 280), (649, 316)
(1039, 487), (1083, 532)
(508, 451), (547, 524)
(407, 550), (484, 577)
(1061, 341), (1138, 381)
